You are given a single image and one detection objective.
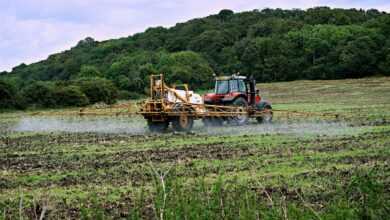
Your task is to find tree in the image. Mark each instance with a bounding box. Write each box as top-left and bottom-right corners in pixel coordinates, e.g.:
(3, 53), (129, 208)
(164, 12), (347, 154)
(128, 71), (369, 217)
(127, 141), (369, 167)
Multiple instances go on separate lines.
(188, 30), (230, 64)
(248, 18), (302, 38)
(218, 9), (234, 22)
(77, 65), (103, 78)
(0, 80), (16, 109)
(2, 6), (389, 103)
(54, 86), (89, 107)
(107, 51), (159, 92)
(379, 52), (390, 76)
(376, 15), (390, 36)
(241, 37), (284, 81)
(158, 51), (214, 89)
(340, 36), (378, 77)
(134, 27), (168, 50)
(20, 81), (56, 107)
(76, 37), (97, 48)
(76, 78), (118, 104)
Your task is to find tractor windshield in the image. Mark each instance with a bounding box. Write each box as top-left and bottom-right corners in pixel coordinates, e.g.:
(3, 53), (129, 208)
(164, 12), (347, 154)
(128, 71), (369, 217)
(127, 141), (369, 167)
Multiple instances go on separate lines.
(215, 80), (229, 94)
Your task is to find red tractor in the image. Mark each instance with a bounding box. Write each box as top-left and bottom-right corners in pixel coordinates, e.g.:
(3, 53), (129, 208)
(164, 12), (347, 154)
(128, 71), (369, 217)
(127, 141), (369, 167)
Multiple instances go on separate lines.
(203, 74), (272, 125)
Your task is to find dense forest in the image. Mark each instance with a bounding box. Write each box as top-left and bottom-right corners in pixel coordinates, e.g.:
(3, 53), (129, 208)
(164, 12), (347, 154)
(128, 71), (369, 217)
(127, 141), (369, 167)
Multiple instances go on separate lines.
(1, 7), (390, 109)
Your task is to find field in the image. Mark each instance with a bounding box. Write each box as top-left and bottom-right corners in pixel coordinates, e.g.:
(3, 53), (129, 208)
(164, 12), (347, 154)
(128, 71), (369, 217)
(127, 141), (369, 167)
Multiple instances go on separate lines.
(1, 77), (390, 219)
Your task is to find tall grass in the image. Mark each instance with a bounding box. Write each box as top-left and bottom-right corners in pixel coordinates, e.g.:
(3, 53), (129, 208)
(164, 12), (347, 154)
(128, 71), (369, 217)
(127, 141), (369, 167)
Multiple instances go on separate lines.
(138, 168), (389, 220)
(1, 169), (388, 219)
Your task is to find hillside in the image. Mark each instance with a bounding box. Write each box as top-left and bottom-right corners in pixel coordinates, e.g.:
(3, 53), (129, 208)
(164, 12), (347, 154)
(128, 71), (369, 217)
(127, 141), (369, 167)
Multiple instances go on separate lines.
(1, 76), (389, 218)
(1, 7), (390, 109)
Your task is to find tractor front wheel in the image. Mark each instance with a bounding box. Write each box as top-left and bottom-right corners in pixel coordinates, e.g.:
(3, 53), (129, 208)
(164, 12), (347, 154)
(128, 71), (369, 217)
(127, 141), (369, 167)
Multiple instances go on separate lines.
(172, 115), (194, 132)
(228, 97), (249, 126)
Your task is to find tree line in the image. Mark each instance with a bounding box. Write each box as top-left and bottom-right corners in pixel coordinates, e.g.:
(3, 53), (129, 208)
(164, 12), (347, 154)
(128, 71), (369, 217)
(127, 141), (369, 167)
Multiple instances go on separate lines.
(1, 7), (390, 109)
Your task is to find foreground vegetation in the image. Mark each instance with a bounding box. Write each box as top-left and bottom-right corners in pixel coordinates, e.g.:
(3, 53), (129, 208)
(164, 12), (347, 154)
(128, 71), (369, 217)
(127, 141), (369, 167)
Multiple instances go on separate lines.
(0, 77), (389, 219)
(1, 7), (390, 108)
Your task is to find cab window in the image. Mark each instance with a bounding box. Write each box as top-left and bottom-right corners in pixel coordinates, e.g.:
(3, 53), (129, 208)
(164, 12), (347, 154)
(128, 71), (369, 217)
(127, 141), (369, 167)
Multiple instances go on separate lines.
(238, 80), (246, 92)
(229, 80), (239, 92)
(215, 80), (229, 94)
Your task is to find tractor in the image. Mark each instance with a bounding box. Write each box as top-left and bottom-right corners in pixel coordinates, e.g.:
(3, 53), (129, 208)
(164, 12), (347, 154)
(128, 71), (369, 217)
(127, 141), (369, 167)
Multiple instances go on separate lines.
(203, 74), (272, 125)
(138, 74), (273, 132)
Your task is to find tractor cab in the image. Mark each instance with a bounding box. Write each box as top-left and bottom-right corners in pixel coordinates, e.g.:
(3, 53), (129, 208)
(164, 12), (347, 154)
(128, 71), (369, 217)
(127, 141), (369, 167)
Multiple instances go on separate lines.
(204, 74), (261, 107)
(215, 76), (247, 95)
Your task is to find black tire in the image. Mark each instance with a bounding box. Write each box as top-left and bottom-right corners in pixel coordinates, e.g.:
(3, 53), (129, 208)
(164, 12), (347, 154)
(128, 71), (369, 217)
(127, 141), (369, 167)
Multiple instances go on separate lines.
(202, 117), (223, 127)
(228, 97), (249, 125)
(147, 120), (169, 133)
(256, 106), (273, 124)
(172, 115), (194, 132)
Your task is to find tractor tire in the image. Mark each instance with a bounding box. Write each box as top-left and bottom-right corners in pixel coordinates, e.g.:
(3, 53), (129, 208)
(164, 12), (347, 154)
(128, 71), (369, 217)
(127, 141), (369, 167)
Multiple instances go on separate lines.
(172, 114), (194, 132)
(147, 120), (169, 133)
(256, 106), (273, 124)
(228, 97), (249, 126)
(202, 117), (223, 127)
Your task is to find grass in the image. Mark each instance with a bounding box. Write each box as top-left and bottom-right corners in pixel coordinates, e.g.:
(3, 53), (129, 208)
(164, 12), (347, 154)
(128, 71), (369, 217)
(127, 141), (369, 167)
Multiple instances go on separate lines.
(0, 77), (390, 219)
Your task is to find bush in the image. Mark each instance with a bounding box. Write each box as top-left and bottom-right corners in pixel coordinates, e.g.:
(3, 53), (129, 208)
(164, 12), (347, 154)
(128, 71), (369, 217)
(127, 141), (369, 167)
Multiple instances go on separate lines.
(77, 65), (103, 78)
(128, 92), (142, 100)
(159, 51), (214, 89)
(118, 90), (142, 100)
(117, 90), (131, 100)
(20, 81), (56, 108)
(0, 80), (16, 109)
(54, 86), (89, 107)
(76, 77), (118, 104)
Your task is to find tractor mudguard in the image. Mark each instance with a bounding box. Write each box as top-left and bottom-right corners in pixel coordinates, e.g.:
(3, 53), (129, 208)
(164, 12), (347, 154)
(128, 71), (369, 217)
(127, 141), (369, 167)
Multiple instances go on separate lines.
(221, 96), (236, 102)
(222, 94), (247, 103)
(256, 100), (272, 110)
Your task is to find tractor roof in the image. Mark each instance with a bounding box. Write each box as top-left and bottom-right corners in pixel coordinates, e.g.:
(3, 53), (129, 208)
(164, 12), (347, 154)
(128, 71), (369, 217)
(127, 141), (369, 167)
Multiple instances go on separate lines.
(215, 74), (247, 80)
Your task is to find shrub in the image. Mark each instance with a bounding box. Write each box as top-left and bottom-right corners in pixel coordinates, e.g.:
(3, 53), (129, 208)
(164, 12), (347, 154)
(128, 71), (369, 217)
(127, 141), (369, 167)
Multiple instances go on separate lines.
(0, 80), (16, 109)
(128, 92), (142, 100)
(76, 77), (118, 104)
(117, 90), (131, 100)
(77, 65), (103, 78)
(20, 81), (56, 108)
(54, 86), (89, 107)
(118, 90), (142, 100)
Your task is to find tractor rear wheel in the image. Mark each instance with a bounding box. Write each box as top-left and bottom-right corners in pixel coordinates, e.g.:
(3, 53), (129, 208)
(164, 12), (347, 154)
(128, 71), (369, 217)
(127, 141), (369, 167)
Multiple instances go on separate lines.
(147, 120), (169, 133)
(172, 114), (194, 132)
(228, 97), (249, 125)
(256, 106), (273, 124)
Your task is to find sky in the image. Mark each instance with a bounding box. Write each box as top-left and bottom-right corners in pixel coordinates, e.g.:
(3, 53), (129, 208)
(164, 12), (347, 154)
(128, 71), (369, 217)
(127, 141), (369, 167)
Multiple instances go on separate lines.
(1, 0), (389, 72)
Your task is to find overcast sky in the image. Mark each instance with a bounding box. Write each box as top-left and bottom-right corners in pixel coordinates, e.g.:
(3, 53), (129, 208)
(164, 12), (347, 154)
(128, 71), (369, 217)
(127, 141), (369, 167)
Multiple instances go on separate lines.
(1, 0), (389, 72)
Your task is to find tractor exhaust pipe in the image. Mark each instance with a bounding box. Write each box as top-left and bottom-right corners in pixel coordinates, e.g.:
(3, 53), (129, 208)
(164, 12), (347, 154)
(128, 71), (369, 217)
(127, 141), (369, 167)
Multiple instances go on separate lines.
(249, 75), (256, 106)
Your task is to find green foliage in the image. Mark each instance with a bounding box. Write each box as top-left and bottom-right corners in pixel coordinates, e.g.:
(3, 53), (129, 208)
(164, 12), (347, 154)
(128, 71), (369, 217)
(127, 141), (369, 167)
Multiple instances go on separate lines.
(0, 80), (16, 109)
(218, 9), (234, 21)
(20, 81), (56, 108)
(0, 77), (27, 109)
(144, 169), (389, 220)
(54, 86), (89, 107)
(76, 77), (118, 104)
(117, 90), (142, 100)
(76, 37), (98, 48)
(324, 170), (390, 220)
(161, 51), (214, 88)
(77, 65), (103, 78)
(345, 171), (389, 219)
(379, 41), (390, 75)
(107, 51), (159, 92)
(3, 8), (390, 107)
(340, 36), (378, 77)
